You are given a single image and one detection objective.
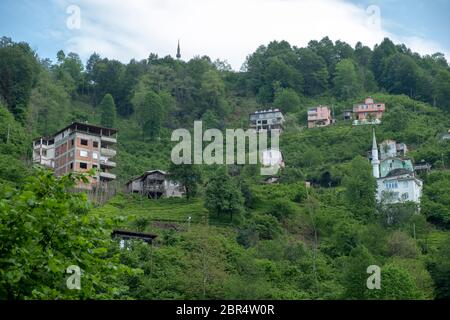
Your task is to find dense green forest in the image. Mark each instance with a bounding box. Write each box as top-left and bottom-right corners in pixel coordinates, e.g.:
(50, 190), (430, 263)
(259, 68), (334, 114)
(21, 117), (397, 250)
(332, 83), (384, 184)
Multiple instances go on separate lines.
(1, 35), (450, 299)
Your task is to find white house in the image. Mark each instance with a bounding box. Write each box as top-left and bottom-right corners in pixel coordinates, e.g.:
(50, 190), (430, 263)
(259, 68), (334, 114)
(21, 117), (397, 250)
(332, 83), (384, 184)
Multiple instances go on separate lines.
(261, 148), (285, 168)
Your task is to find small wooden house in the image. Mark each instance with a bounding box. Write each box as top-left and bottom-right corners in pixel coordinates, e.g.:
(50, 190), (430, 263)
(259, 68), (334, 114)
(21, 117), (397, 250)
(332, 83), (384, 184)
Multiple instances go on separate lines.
(126, 170), (184, 199)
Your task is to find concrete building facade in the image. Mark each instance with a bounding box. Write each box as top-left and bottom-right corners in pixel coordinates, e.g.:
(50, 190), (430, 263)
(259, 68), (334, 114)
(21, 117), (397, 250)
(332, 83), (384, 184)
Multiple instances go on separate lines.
(32, 122), (117, 189)
(353, 97), (385, 126)
(249, 109), (285, 133)
(307, 106), (333, 128)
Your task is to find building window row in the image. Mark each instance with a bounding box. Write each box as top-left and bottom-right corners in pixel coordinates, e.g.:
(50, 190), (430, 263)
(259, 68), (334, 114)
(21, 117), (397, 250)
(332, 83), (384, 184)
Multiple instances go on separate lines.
(79, 149), (99, 159)
(385, 181), (398, 189)
(79, 139), (99, 148)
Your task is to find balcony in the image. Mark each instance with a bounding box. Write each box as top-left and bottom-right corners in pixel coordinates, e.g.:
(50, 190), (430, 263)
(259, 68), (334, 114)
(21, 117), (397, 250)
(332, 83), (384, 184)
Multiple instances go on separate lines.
(100, 159), (117, 168)
(144, 184), (165, 192)
(101, 135), (117, 144)
(33, 143), (53, 150)
(101, 147), (116, 158)
(100, 172), (116, 180)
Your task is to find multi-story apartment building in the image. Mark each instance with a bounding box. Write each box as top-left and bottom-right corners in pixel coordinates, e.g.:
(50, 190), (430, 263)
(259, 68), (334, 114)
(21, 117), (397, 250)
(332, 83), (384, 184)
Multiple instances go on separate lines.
(249, 109), (285, 133)
(307, 106), (333, 128)
(353, 97), (385, 125)
(32, 122), (117, 189)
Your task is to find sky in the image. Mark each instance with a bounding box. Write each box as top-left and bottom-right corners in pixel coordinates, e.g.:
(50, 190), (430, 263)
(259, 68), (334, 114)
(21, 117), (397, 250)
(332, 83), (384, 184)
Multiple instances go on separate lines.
(0, 0), (449, 70)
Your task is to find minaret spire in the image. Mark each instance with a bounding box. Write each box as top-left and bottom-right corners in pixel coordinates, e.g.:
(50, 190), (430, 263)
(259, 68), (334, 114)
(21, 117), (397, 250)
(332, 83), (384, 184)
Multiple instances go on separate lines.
(176, 39), (181, 59)
(371, 128), (380, 178)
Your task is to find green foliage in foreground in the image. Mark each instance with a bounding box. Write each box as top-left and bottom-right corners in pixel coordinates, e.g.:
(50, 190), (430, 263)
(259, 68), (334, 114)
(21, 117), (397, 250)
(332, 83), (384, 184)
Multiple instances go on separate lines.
(0, 170), (137, 299)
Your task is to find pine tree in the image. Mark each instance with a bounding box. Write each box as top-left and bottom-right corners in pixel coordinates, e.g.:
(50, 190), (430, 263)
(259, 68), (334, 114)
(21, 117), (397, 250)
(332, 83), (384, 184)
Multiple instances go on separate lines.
(99, 93), (116, 128)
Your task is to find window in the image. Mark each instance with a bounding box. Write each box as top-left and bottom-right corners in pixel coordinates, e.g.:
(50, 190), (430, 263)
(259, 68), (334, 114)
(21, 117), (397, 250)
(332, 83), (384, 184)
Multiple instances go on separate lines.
(92, 152), (98, 159)
(42, 150), (47, 157)
(93, 141), (98, 148)
(401, 193), (409, 200)
(80, 150), (88, 157)
(385, 181), (398, 189)
(70, 162), (73, 169)
(71, 138), (75, 146)
(80, 162), (88, 169)
(93, 164), (98, 169)
(80, 139), (88, 146)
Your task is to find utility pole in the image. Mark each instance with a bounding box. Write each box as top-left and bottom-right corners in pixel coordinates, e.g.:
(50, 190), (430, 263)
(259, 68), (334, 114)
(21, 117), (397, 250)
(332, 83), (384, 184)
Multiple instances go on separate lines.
(413, 223), (416, 241)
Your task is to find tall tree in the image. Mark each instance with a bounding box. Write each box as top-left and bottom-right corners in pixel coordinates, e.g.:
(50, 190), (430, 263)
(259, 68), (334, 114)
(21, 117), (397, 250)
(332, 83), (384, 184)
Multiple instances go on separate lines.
(343, 156), (377, 220)
(0, 41), (40, 122)
(273, 87), (301, 113)
(381, 53), (422, 98)
(371, 38), (397, 83)
(168, 163), (202, 200)
(204, 167), (244, 222)
(99, 93), (117, 128)
(433, 70), (450, 112)
(133, 91), (164, 140)
(296, 48), (329, 96)
(333, 59), (362, 100)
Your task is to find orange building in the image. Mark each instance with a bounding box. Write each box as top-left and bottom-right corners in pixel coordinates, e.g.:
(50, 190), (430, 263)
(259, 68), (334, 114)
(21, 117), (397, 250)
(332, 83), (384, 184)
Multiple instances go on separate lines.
(307, 106), (333, 128)
(353, 97), (385, 125)
(33, 122), (117, 189)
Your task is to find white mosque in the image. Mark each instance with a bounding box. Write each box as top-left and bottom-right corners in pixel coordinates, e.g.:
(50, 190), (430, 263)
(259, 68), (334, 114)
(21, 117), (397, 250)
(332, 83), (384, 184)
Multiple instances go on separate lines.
(371, 129), (423, 205)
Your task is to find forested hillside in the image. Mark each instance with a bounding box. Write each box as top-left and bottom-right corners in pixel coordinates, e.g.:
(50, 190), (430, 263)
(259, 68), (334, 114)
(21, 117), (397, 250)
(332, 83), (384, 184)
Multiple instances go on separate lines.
(1, 35), (450, 299)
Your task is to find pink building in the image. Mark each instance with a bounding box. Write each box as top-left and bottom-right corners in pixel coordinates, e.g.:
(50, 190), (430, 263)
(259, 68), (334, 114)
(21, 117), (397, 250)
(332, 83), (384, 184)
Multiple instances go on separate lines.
(353, 97), (385, 124)
(308, 106), (333, 128)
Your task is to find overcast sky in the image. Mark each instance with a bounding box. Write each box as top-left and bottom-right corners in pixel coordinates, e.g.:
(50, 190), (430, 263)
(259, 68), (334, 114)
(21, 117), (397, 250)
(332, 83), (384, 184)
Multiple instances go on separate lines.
(0, 0), (449, 69)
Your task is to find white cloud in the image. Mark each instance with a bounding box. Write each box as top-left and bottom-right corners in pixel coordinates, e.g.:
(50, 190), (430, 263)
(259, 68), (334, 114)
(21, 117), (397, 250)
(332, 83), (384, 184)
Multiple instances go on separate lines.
(56, 0), (449, 69)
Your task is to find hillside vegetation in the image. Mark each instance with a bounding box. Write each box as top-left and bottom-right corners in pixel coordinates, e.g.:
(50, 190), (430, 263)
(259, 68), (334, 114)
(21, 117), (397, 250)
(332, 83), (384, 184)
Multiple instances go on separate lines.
(1, 35), (450, 299)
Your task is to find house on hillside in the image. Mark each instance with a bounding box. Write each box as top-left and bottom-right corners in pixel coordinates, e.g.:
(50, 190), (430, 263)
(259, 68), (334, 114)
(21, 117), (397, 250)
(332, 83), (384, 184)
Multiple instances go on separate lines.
(379, 140), (408, 160)
(261, 148), (285, 168)
(126, 170), (184, 199)
(353, 97), (385, 126)
(441, 129), (450, 140)
(370, 130), (422, 206)
(32, 122), (118, 189)
(307, 106), (334, 128)
(414, 160), (432, 174)
(112, 229), (157, 249)
(249, 109), (285, 133)
(343, 110), (353, 121)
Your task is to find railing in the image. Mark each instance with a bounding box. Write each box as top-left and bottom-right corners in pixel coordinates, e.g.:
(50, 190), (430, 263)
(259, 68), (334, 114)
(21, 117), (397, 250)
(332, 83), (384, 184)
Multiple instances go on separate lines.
(101, 147), (116, 157)
(100, 159), (117, 168)
(101, 136), (117, 144)
(100, 172), (116, 180)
